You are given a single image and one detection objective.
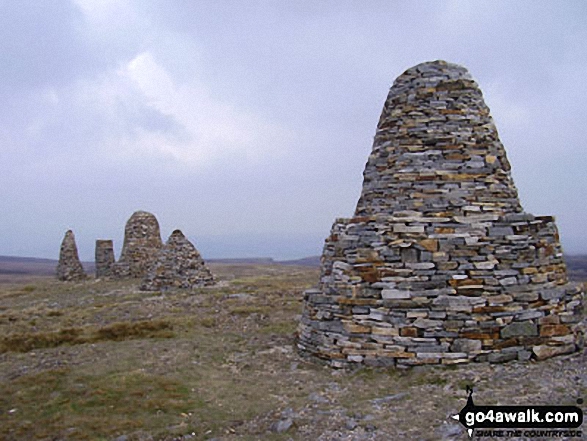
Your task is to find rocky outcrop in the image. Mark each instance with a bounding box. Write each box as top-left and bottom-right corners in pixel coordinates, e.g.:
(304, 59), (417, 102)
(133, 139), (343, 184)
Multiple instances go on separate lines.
(140, 229), (214, 291)
(56, 230), (86, 281)
(297, 60), (584, 368)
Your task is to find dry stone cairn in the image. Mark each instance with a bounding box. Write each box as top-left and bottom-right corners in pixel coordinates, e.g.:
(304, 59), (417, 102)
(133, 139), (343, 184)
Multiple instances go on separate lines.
(140, 229), (214, 291)
(95, 240), (115, 278)
(297, 60), (584, 368)
(114, 210), (163, 278)
(56, 230), (86, 281)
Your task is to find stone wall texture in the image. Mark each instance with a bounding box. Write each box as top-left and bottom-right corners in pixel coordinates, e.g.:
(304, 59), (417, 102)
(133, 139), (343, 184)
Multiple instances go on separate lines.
(297, 60), (584, 368)
(114, 210), (163, 278)
(95, 239), (115, 278)
(140, 229), (214, 291)
(56, 230), (86, 281)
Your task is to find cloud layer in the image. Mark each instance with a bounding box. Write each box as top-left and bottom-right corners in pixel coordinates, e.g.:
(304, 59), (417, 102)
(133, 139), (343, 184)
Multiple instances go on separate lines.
(1, 0), (586, 260)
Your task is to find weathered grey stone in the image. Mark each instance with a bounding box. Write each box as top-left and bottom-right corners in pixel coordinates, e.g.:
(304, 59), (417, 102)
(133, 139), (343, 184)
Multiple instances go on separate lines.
(501, 322), (538, 338)
(517, 350), (532, 361)
(432, 295), (485, 311)
(381, 289), (411, 299)
(412, 318), (443, 329)
(474, 260), (497, 270)
(515, 310), (543, 321)
(271, 418), (293, 433)
(540, 288), (565, 300)
(56, 230), (86, 282)
(488, 351), (517, 363)
(451, 338), (481, 353)
(488, 227), (514, 237)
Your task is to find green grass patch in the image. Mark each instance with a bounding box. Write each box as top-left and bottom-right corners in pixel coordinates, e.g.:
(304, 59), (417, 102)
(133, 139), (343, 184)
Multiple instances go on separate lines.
(0, 368), (204, 440)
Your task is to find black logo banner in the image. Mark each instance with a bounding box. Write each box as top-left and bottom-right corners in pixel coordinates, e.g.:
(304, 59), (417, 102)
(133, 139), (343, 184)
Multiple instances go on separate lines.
(452, 386), (583, 438)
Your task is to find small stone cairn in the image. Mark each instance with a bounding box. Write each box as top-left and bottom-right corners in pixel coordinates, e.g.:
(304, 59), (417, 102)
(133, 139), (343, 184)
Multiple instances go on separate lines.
(140, 229), (214, 291)
(56, 230), (86, 281)
(297, 60), (584, 368)
(95, 240), (115, 278)
(113, 210), (163, 278)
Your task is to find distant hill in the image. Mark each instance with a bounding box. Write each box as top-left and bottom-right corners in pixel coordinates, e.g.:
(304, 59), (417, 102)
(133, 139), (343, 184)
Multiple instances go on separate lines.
(278, 256), (321, 267)
(208, 258), (276, 265)
(208, 257), (321, 266)
(564, 255), (587, 281)
(0, 256), (58, 276)
(1, 254), (585, 279)
(0, 255), (94, 276)
(0, 255), (320, 278)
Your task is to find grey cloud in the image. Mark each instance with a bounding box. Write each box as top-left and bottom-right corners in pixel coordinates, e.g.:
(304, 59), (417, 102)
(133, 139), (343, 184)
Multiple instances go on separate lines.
(0, 0), (92, 91)
(0, 0), (586, 260)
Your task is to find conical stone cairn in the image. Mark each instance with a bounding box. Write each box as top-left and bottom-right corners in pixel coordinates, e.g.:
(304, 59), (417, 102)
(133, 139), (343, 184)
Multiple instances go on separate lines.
(140, 229), (214, 291)
(297, 60), (584, 368)
(56, 230), (86, 281)
(114, 210), (163, 278)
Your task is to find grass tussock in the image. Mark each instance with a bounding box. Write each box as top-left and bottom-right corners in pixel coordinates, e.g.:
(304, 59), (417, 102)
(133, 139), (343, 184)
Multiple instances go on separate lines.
(198, 316), (217, 328)
(229, 305), (271, 315)
(95, 319), (174, 341)
(0, 319), (174, 353)
(0, 328), (82, 353)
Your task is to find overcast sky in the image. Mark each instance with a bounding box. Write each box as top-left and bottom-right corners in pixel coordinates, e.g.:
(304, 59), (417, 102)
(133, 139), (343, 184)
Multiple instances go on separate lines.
(1, 0), (586, 261)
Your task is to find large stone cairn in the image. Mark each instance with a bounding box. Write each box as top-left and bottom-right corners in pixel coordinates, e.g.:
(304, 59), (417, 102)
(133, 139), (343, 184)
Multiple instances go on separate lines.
(95, 240), (115, 278)
(140, 229), (214, 291)
(114, 210), (163, 278)
(56, 230), (86, 281)
(297, 60), (584, 368)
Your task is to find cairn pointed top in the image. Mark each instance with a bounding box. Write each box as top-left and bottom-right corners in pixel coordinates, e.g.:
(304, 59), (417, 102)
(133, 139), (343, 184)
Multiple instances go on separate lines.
(169, 229), (185, 239)
(401, 60), (472, 77)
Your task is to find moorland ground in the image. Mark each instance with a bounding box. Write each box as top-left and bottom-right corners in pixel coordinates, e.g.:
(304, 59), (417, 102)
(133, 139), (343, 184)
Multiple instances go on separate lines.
(1, 263), (586, 440)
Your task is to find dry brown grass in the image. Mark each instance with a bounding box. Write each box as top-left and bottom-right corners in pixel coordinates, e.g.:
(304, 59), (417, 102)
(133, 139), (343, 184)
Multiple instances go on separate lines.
(0, 319), (174, 353)
(0, 263), (585, 440)
(0, 264), (320, 440)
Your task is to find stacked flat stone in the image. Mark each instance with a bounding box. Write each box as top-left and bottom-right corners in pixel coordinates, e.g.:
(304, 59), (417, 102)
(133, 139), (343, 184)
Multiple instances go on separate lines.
(140, 229), (214, 291)
(297, 60), (584, 368)
(95, 240), (115, 278)
(113, 211), (163, 278)
(56, 230), (86, 281)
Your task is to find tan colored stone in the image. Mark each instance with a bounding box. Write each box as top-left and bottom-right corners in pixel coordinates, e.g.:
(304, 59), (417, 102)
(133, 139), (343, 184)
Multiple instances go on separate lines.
(419, 239), (438, 252)
(400, 327), (419, 337)
(539, 324), (570, 337)
(532, 344), (575, 361)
